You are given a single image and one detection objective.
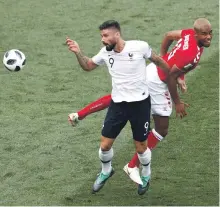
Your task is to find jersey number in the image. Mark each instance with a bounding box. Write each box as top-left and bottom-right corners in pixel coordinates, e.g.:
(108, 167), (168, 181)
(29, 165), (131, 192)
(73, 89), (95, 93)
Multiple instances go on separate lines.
(144, 122), (149, 136)
(109, 58), (114, 68)
(168, 41), (182, 60)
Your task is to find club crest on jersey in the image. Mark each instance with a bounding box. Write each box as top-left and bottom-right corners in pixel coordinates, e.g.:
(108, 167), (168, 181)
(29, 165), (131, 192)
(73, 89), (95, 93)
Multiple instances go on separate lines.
(183, 63), (193, 71)
(128, 53), (133, 58)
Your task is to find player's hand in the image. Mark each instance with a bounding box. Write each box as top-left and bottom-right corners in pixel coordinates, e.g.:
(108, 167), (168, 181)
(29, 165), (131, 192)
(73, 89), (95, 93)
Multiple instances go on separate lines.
(177, 77), (187, 93)
(66, 37), (80, 53)
(175, 101), (189, 119)
(68, 113), (79, 127)
(68, 113), (75, 126)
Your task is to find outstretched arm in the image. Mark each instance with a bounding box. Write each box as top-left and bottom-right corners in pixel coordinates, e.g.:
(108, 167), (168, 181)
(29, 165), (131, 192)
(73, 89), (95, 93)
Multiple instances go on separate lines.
(75, 51), (97, 71)
(68, 94), (112, 127)
(66, 37), (98, 71)
(160, 30), (182, 56)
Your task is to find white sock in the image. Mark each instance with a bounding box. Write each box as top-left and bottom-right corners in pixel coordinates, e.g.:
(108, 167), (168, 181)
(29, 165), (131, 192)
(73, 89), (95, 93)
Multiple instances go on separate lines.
(138, 148), (152, 177)
(99, 148), (113, 175)
(152, 128), (164, 141)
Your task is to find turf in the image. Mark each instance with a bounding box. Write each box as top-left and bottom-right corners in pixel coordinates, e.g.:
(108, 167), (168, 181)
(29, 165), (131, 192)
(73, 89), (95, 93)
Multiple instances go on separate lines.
(0, 0), (219, 205)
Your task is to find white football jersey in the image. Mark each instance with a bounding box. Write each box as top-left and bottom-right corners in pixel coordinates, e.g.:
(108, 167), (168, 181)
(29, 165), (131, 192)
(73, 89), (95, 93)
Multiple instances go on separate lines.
(92, 40), (152, 102)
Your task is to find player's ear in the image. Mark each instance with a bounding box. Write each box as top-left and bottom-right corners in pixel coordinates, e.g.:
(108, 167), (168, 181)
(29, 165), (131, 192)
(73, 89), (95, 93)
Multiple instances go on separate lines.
(194, 32), (198, 38)
(115, 31), (120, 38)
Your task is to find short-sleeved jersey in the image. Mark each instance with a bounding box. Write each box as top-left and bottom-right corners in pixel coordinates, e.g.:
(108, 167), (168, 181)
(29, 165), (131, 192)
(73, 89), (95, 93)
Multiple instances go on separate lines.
(92, 40), (152, 102)
(157, 29), (204, 81)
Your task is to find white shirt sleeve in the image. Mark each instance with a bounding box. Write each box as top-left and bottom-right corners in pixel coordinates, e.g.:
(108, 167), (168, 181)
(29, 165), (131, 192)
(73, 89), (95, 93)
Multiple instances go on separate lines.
(140, 41), (152, 59)
(92, 48), (106, 66)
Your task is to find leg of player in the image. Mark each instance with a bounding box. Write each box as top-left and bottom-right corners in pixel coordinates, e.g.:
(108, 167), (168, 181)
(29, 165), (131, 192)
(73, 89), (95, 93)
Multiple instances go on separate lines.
(151, 115), (169, 139)
(135, 140), (151, 195)
(92, 99), (127, 193)
(92, 136), (115, 193)
(126, 96), (151, 195)
(68, 94), (111, 126)
(124, 115), (169, 185)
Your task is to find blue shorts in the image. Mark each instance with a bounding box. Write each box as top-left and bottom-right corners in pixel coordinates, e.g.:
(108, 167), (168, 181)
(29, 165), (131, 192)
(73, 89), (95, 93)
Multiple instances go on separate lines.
(101, 96), (151, 142)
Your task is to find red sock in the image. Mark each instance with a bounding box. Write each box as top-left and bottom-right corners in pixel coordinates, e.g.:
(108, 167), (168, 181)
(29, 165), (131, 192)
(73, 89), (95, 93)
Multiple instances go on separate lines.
(147, 131), (160, 150)
(128, 131), (161, 168)
(128, 153), (140, 168)
(77, 94), (111, 120)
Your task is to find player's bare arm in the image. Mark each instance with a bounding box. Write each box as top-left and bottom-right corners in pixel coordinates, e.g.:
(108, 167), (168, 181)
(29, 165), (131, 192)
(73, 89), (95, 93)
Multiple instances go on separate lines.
(160, 30), (182, 56)
(75, 51), (98, 71)
(66, 37), (98, 71)
(149, 51), (170, 73)
(167, 65), (183, 104)
(167, 65), (189, 118)
(177, 76), (187, 93)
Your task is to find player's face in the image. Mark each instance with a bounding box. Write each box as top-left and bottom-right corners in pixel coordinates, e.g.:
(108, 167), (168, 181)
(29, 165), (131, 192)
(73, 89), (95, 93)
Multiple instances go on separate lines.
(196, 25), (212, 47)
(100, 28), (120, 51)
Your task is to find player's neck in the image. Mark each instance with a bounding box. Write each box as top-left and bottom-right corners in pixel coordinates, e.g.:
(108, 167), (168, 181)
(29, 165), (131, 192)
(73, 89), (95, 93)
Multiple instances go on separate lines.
(114, 39), (125, 53)
(196, 40), (203, 48)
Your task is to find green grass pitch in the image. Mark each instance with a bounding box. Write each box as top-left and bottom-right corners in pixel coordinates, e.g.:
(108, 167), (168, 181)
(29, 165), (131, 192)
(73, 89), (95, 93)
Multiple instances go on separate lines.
(0, 0), (219, 205)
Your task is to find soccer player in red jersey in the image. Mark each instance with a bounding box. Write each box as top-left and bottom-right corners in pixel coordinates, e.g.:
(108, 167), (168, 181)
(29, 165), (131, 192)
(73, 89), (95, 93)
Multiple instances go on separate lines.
(68, 18), (212, 193)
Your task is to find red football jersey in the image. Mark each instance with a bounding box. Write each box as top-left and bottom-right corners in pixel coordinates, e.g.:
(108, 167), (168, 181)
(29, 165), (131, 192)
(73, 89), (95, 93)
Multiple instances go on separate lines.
(157, 29), (204, 81)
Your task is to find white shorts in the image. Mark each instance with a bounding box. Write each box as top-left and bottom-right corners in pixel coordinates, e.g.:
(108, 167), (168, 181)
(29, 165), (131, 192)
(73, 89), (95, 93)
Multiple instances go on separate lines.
(146, 63), (172, 117)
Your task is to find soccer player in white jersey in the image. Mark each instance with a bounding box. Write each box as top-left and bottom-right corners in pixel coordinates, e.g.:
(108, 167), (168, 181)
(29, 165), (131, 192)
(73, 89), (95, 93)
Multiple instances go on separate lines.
(66, 20), (170, 195)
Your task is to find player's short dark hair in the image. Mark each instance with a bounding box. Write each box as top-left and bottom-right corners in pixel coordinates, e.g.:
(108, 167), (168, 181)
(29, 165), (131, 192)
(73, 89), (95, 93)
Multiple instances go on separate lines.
(99, 20), (121, 32)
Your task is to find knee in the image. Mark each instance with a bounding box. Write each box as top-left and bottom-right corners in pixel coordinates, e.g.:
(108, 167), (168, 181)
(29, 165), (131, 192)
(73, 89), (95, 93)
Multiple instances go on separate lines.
(155, 128), (168, 138)
(161, 129), (168, 137)
(100, 142), (112, 151)
(153, 115), (169, 138)
(100, 137), (113, 151)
